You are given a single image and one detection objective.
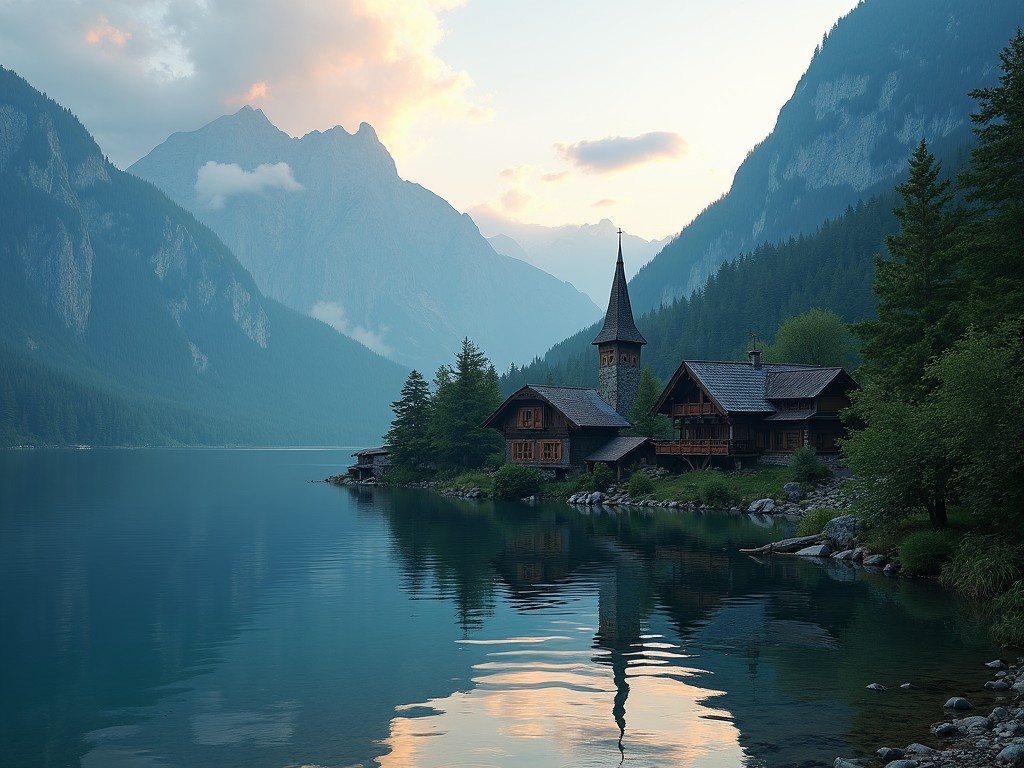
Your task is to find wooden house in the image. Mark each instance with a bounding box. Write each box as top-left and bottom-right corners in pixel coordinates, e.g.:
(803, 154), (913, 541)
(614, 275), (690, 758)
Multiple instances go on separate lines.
(347, 446), (392, 481)
(483, 385), (632, 477)
(651, 350), (857, 470)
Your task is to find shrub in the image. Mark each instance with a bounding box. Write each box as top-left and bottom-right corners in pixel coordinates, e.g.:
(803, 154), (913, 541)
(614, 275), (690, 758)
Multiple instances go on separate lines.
(941, 534), (1023, 599)
(492, 463), (543, 500)
(898, 529), (958, 576)
(628, 471), (654, 499)
(700, 474), (737, 508)
(590, 463), (613, 493)
(990, 580), (1024, 647)
(789, 446), (832, 484)
(796, 507), (842, 537)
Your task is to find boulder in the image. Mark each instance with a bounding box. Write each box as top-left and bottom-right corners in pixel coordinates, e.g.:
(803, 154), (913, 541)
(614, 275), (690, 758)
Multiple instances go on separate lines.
(904, 743), (936, 754)
(957, 715), (992, 732)
(822, 514), (861, 548)
(783, 481), (804, 501)
(944, 696), (974, 711)
(932, 722), (957, 736)
(866, 683), (887, 691)
(748, 498), (776, 514)
(986, 659), (1009, 670)
(862, 553), (888, 567)
(795, 543), (833, 558)
(998, 744), (1024, 764)
(883, 760), (919, 768)
(986, 680), (1011, 691)
(876, 747), (903, 761)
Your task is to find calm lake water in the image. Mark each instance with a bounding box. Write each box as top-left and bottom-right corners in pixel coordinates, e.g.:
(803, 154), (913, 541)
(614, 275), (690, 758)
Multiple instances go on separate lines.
(0, 449), (1003, 768)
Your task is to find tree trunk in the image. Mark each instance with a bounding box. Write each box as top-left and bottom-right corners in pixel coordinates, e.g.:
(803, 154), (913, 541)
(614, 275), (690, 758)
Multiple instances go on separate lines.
(928, 497), (948, 528)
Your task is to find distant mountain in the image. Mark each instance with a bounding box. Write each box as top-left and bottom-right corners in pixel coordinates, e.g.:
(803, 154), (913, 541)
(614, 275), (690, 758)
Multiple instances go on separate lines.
(129, 110), (600, 372)
(0, 66), (407, 446)
(628, 0), (1019, 311)
(469, 211), (670, 305)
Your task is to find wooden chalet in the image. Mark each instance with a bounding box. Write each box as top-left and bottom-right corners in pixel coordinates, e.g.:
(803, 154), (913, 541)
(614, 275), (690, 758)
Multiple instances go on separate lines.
(483, 385), (631, 477)
(652, 350), (857, 470)
(347, 446), (392, 481)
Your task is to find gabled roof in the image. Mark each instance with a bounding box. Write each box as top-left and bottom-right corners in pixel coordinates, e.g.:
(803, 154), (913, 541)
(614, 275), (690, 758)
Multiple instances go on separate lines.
(484, 385), (631, 430)
(764, 368), (849, 400)
(592, 242), (647, 346)
(654, 360), (856, 415)
(585, 436), (651, 462)
(353, 446), (389, 457)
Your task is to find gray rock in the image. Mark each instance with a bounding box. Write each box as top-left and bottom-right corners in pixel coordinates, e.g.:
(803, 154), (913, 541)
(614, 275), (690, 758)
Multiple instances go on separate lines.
(958, 715), (992, 731)
(900, 683), (914, 689)
(748, 497), (776, 514)
(863, 553), (888, 567)
(904, 743), (936, 754)
(1003, 722), (1024, 736)
(932, 722), (957, 736)
(987, 659), (1009, 670)
(866, 682), (888, 691)
(796, 543), (833, 557)
(883, 761), (918, 768)
(832, 549), (856, 560)
(822, 514), (861, 548)
(833, 759), (867, 768)
(998, 744), (1024, 764)
(877, 747), (904, 761)
(589, 491), (604, 504)
(783, 481), (804, 501)
(986, 680), (1011, 691)
(945, 696), (974, 710)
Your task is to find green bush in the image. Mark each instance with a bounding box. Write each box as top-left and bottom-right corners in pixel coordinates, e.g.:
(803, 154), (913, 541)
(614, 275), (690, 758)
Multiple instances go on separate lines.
(796, 507), (842, 537)
(941, 534), (1023, 599)
(589, 463), (613, 493)
(898, 529), (958, 576)
(628, 471), (654, 499)
(990, 580), (1024, 647)
(492, 463), (543, 500)
(789, 446), (832, 484)
(700, 474), (737, 508)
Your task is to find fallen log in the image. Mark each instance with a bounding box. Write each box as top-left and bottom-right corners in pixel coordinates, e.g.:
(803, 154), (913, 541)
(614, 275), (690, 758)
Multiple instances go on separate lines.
(739, 533), (825, 555)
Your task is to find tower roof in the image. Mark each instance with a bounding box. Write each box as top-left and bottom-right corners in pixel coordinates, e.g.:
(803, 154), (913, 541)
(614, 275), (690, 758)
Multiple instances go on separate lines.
(592, 234), (647, 346)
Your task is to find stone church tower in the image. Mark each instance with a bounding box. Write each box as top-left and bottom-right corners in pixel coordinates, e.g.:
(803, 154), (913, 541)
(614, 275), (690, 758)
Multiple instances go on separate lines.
(592, 232), (647, 418)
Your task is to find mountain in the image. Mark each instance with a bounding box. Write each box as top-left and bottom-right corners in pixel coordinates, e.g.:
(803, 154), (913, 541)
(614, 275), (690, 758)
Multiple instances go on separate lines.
(0, 66), (407, 446)
(628, 0), (1019, 311)
(128, 110), (600, 372)
(467, 211), (671, 305)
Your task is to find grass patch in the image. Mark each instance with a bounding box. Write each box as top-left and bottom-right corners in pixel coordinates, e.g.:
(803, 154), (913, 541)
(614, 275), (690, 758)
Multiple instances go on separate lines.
(444, 471), (493, 495)
(990, 580), (1024, 647)
(941, 534), (1023, 600)
(796, 508), (844, 537)
(898, 529), (958, 576)
(652, 466), (791, 506)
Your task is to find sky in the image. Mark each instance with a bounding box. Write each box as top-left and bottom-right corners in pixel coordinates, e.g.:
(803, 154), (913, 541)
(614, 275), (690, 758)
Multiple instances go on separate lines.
(0, 0), (860, 241)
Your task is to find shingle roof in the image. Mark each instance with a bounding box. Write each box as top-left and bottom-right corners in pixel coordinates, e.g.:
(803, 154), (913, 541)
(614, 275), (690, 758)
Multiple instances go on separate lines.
(764, 368), (846, 399)
(592, 244), (647, 346)
(763, 409), (817, 422)
(685, 361), (818, 413)
(529, 385), (632, 428)
(585, 436), (651, 462)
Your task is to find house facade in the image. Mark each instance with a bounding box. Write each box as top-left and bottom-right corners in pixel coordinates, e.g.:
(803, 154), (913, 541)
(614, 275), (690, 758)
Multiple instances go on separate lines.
(651, 350), (857, 470)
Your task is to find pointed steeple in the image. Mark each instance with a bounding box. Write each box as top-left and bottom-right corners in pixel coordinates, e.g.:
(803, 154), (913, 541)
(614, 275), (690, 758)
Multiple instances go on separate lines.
(592, 230), (647, 346)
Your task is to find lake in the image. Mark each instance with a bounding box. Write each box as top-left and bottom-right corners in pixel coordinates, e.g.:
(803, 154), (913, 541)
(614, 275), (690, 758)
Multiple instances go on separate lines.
(0, 448), (1002, 768)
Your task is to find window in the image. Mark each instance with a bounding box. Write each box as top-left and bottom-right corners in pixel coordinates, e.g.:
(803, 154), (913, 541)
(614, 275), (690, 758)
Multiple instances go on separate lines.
(517, 406), (543, 429)
(512, 441), (534, 462)
(540, 441), (562, 462)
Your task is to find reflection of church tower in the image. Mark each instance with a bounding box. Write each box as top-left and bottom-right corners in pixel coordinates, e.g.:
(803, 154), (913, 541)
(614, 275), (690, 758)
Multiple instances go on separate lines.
(592, 231), (647, 418)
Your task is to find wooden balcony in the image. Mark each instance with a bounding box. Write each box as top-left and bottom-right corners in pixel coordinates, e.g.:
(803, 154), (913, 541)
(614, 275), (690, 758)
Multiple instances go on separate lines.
(654, 439), (754, 456)
(671, 402), (719, 417)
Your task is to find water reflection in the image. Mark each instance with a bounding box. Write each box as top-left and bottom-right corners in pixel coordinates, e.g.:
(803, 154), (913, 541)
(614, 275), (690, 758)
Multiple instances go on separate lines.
(0, 451), (1001, 768)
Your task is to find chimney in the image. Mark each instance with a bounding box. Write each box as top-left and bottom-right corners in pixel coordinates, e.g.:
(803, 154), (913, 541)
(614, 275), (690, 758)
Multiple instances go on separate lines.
(748, 348), (762, 369)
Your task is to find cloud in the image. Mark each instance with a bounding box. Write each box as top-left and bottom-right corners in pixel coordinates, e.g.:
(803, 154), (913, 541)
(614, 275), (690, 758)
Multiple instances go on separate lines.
(556, 132), (687, 173)
(194, 161), (304, 210)
(591, 198), (616, 209)
(0, 0), (486, 167)
(499, 188), (531, 215)
(541, 170), (568, 183)
(310, 301), (393, 358)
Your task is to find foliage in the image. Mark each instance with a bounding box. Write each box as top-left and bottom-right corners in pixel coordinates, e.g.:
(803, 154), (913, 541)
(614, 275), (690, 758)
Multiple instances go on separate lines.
(764, 308), (856, 368)
(429, 338), (503, 469)
(898, 529), (958, 576)
(626, 366), (671, 437)
(492, 463), (542, 499)
(789, 446), (832, 484)
(384, 370), (434, 469)
(796, 508), (844, 537)
(940, 534), (1023, 600)
(585, 463), (614, 494)
(699, 473), (738, 508)
(446, 471), (494, 495)
(853, 138), (962, 403)
(627, 471), (655, 499)
(989, 581), (1024, 647)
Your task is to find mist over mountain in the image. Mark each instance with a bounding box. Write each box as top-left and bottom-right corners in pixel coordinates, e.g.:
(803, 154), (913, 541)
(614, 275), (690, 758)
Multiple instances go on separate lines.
(0, 67), (406, 446)
(628, 0), (1019, 312)
(129, 110), (600, 372)
(468, 211), (671, 304)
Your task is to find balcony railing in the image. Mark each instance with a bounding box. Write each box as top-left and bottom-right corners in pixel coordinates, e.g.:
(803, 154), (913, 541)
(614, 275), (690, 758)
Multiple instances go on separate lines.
(654, 439), (754, 456)
(671, 403), (718, 417)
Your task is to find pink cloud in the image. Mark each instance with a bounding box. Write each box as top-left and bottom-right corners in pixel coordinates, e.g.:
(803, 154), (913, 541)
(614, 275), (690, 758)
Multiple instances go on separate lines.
(557, 132), (687, 173)
(85, 16), (131, 47)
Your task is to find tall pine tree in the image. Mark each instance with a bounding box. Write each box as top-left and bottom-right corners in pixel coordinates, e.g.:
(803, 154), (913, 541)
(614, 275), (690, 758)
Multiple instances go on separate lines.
(384, 370), (433, 470)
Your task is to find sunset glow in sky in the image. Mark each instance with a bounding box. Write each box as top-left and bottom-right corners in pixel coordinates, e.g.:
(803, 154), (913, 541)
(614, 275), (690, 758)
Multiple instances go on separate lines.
(1, 0), (860, 240)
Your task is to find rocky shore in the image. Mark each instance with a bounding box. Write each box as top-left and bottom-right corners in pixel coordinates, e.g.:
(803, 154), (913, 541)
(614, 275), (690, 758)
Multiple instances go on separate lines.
(834, 658), (1024, 767)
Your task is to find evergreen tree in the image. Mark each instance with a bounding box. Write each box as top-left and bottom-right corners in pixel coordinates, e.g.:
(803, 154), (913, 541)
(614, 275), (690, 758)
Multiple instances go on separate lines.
(853, 139), (961, 402)
(429, 338), (503, 468)
(384, 370), (433, 470)
(626, 366), (671, 438)
(959, 28), (1024, 328)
